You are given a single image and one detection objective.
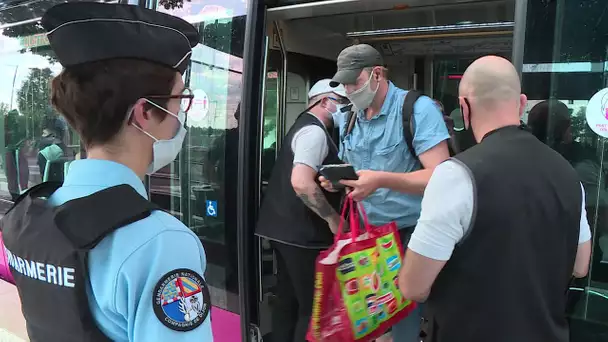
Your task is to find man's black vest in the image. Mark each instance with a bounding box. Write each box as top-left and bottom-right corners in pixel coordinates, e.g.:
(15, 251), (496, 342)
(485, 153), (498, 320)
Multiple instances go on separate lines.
(1, 182), (157, 342)
(256, 113), (343, 248)
(426, 126), (581, 342)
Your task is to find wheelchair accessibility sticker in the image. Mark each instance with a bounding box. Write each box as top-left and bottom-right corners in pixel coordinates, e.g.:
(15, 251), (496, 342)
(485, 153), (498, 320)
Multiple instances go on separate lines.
(206, 200), (218, 217)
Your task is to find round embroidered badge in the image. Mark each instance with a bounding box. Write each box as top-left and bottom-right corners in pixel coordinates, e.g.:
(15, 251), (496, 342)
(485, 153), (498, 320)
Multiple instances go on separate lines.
(153, 268), (211, 331)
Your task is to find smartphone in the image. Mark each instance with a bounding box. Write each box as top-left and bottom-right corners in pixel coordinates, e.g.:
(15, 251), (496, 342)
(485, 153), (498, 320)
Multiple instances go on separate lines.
(319, 164), (358, 189)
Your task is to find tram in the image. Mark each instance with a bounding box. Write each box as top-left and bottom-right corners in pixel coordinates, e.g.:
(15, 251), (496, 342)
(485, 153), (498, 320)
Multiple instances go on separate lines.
(1, 0), (608, 341)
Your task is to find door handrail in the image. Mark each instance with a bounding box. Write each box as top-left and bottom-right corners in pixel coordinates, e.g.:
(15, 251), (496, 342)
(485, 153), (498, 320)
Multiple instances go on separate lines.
(273, 20), (288, 151)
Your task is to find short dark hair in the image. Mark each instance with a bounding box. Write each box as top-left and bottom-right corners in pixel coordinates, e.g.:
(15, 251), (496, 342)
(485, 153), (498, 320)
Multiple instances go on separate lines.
(527, 100), (570, 144)
(51, 58), (177, 147)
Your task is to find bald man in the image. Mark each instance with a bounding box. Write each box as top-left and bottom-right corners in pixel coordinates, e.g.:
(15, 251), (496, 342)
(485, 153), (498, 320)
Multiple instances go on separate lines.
(398, 56), (591, 342)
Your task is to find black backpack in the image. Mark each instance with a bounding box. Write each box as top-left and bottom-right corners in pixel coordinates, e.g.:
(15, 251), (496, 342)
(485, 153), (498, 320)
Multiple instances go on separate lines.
(343, 91), (460, 161)
(1, 182), (158, 342)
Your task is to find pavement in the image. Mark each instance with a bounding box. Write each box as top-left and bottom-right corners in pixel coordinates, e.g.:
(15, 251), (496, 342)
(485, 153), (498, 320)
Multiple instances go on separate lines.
(0, 282), (27, 341)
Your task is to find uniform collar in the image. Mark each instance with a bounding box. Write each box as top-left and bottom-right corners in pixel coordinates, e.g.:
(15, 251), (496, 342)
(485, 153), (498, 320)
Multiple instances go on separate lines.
(63, 159), (148, 199)
(356, 81), (396, 120)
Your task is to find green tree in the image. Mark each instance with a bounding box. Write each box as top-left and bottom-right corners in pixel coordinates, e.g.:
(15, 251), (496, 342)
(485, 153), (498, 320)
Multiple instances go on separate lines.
(200, 18), (246, 58)
(159, 0), (192, 9)
(0, 103), (8, 117)
(16, 68), (55, 141)
(572, 106), (601, 147)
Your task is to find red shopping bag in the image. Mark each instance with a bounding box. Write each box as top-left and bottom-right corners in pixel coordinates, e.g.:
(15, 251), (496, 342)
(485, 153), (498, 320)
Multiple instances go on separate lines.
(307, 196), (417, 342)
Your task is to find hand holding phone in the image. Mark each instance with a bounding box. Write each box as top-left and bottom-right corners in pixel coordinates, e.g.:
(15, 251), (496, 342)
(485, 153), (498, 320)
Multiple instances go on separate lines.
(319, 164), (358, 189)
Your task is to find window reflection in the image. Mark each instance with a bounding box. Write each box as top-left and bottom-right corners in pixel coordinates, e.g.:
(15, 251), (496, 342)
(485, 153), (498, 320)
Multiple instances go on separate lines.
(151, 0), (247, 314)
(0, 0), (248, 315)
(0, 2), (124, 215)
(0, 0), (114, 27)
(0, 26), (80, 211)
(262, 72), (278, 186)
(522, 0), (608, 339)
(432, 57), (500, 152)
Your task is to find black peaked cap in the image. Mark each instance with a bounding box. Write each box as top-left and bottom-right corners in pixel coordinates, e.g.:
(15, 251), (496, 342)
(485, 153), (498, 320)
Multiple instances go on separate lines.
(41, 2), (200, 74)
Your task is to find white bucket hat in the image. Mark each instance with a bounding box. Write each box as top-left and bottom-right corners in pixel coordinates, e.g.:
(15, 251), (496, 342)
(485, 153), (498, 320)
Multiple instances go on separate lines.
(308, 79), (346, 99)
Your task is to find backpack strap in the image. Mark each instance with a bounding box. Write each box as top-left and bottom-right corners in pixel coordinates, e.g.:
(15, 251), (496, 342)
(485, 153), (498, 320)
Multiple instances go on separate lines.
(339, 105), (356, 161)
(344, 107), (357, 137)
(6, 181), (63, 215)
(341, 104), (357, 143)
(402, 90), (423, 162)
(54, 185), (159, 250)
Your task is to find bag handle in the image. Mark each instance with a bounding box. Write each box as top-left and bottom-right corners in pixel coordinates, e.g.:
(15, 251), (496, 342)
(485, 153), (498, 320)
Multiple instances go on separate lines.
(349, 197), (362, 241)
(352, 199), (374, 240)
(334, 195), (372, 243)
(356, 199), (371, 229)
(335, 195), (353, 243)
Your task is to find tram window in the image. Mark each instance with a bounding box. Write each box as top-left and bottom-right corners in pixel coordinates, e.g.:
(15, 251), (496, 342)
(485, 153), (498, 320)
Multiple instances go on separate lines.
(520, 0), (608, 339)
(151, 1), (248, 315)
(261, 71), (279, 185)
(0, 23), (81, 215)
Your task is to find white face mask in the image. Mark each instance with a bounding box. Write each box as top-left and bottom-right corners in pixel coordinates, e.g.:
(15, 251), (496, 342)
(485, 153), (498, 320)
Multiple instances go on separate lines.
(324, 99), (345, 120)
(133, 100), (188, 175)
(347, 70), (380, 112)
(333, 104), (346, 116)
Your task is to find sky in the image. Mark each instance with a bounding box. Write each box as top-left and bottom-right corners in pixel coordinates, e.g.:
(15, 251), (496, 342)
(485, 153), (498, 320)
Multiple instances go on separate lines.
(0, 34), (60, 109)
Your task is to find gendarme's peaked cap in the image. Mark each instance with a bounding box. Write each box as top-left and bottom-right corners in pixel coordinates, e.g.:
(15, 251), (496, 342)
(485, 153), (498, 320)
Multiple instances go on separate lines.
(41, 2), (200, 74)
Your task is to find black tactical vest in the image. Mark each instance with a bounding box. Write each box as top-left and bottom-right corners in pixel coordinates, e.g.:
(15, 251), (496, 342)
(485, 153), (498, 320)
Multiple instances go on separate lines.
(256, 112), (343, 248)
(1, 182), (158, 342)
(426, 126), (581, 342)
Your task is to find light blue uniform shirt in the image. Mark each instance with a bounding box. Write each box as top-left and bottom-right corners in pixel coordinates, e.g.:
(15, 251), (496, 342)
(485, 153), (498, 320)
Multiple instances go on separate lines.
(49, 159), (213, 342)
(335, 82), (450, 228)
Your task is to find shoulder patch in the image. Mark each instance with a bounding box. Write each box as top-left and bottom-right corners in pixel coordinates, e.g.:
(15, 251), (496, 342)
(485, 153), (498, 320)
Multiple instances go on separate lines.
(153, 268), (211, 331)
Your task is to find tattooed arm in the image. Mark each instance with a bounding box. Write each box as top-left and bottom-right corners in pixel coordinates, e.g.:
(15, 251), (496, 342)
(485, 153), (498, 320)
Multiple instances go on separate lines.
(291, 163), (341, 233)
(290, 124), (342, 233)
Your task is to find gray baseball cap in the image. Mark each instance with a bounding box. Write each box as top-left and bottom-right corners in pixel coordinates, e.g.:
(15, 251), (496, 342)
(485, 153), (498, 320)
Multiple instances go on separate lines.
(330, 44), (384, 87)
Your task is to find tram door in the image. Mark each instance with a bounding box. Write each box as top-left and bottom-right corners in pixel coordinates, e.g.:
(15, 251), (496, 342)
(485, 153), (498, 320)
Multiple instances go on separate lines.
(254, 0), (517, 339)
(256, 22), (341, 338)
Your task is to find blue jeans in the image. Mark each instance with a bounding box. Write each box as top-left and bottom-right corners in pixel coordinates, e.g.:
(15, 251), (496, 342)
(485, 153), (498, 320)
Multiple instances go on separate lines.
(392, 303), (423, 342)
(391, 227), (422, 342)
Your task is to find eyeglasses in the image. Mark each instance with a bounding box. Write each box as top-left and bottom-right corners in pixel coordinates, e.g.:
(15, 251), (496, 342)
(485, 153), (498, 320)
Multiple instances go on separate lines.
(148, 87), (194, 113)
(329, 96), (350, 105)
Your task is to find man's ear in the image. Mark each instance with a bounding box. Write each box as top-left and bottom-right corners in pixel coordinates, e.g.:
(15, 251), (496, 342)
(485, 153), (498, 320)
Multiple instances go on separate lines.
(459, 97), (470, 129)
(519, 94), (528, 118)
(374, 67), (382, 81)
(320, 97), (330, 108)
